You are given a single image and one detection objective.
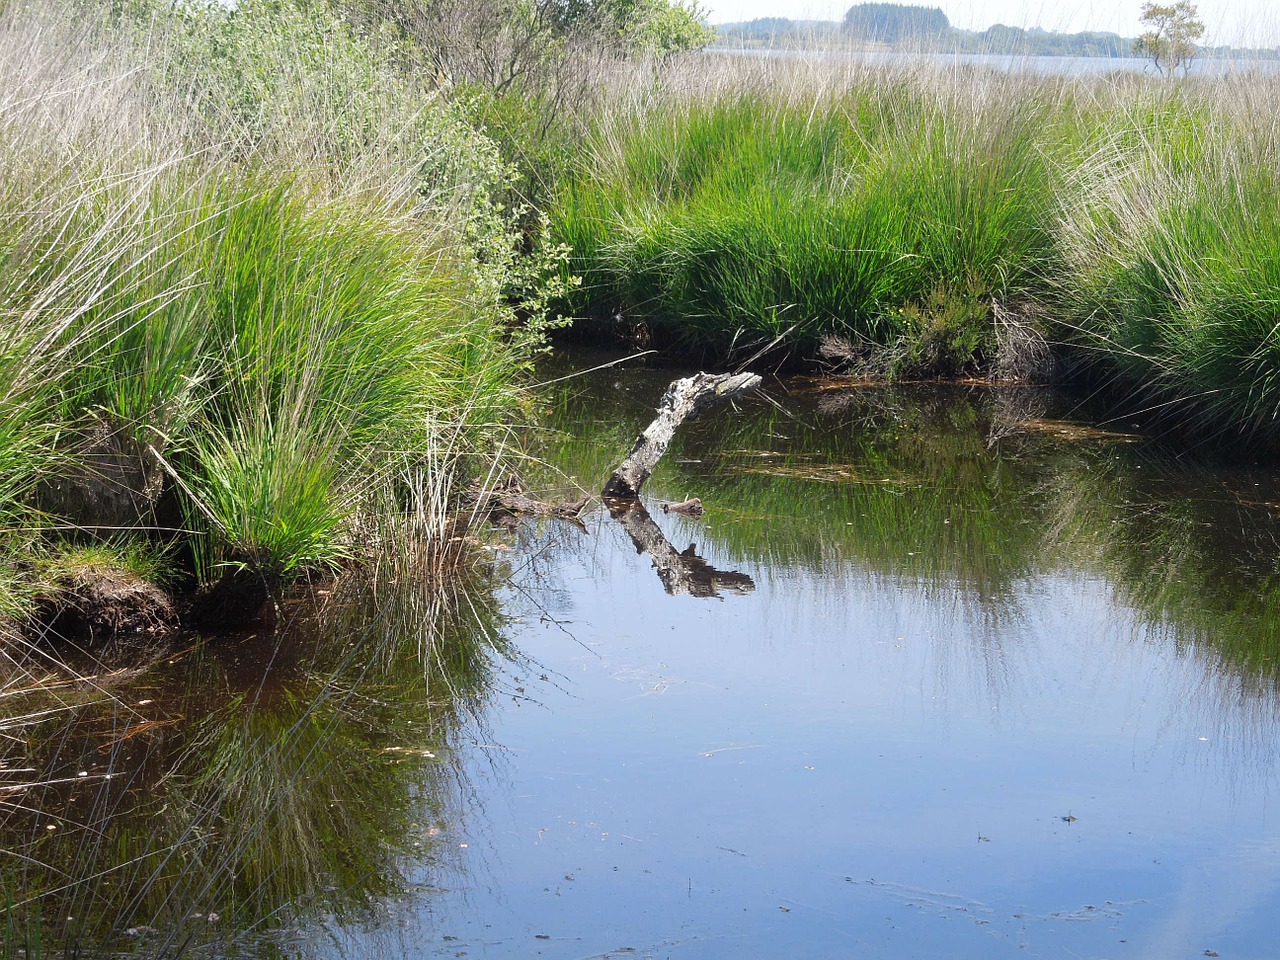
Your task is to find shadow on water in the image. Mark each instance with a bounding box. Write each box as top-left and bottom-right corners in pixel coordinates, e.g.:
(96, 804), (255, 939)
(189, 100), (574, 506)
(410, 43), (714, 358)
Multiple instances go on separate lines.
(0, 542), (513, 957)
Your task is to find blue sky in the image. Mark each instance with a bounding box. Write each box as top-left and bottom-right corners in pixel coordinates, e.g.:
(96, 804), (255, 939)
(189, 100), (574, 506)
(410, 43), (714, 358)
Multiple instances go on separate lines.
(701, 1), (1280, 46)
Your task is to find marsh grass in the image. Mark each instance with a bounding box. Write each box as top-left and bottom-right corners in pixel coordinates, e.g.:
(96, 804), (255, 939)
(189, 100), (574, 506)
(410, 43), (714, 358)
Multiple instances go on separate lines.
(0, 3), (541, 945)
(0, 0), (545, 604)
(553, 57), (1064, 367)
(1055, 80), (1280, 440)
(553, 56), (1280, 444)
(176, 176), (521, 579)
(0, 2), (543, 955)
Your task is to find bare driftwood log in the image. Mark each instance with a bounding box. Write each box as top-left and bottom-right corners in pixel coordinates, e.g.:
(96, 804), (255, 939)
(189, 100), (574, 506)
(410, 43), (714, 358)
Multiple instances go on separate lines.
(662, 497), (704, 517)
(476, 491), (588, 529)
(483, 492), (590, 521)
(610, 500), (754, 598)
(603, 372), (761, 499)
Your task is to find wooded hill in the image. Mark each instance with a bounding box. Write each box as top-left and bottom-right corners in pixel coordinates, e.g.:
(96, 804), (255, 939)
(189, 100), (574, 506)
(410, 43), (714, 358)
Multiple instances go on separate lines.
(715, 3), (1277, 59)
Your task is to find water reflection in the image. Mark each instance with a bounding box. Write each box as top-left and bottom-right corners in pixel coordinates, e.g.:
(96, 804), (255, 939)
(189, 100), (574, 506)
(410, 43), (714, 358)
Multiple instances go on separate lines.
(444, 358), (1280, 958)
(0, 545), (509, 957)
(7, 355), (1280, 958)
(607, 499), (754, 597)
(527, 360), (1280, 696)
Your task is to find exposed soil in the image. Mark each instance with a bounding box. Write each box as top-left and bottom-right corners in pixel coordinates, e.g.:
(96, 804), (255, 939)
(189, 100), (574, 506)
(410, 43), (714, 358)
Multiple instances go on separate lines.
(33, 416), (167, 532)
(33, 565), (177, 650)
(25, 564), (280, 654)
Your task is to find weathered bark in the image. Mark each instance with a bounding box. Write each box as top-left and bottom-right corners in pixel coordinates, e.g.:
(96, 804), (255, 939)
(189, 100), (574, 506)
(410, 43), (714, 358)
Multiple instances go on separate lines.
(483, 492), (589, 522)
(609, 500), (754, 599)
(603, 372), (761, 499)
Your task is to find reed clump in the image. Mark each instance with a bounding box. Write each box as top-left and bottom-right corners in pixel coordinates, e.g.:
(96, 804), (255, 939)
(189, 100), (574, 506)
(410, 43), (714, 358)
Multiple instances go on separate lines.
(551, 56), (1280, 446)
(0, 0), (555, 627)
(552, 57), (1066, 370)
(1055, 80), (1280, 440)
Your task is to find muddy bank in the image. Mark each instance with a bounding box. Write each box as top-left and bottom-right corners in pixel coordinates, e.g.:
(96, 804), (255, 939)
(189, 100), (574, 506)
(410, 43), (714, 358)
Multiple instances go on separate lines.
(21, 564), (282, 659)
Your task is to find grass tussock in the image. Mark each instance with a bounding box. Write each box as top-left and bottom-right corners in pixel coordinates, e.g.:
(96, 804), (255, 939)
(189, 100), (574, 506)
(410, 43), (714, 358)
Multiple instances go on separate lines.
(553, 58), (1066, 369)
(0, 0), (555, 623)
(1056, 86), (1280, 439)
(551, 55), (1280, 445)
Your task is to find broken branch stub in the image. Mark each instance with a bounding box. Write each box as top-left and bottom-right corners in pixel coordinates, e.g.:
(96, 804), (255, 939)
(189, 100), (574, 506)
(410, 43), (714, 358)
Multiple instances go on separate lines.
(603, 372), (761, 499)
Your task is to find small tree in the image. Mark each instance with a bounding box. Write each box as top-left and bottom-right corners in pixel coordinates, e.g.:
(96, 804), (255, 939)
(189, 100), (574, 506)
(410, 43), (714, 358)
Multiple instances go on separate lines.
(614, 0), (715, 57)
(1134, 1), (1204, 77)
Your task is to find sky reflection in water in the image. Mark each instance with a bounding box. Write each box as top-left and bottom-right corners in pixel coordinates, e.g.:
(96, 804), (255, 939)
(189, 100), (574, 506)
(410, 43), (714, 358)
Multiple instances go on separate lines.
(338, 365), (1280, 960)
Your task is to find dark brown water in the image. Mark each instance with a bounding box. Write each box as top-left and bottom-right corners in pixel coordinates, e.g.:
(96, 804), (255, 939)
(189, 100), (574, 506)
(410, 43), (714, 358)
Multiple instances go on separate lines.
(6, 354), (1280, 959)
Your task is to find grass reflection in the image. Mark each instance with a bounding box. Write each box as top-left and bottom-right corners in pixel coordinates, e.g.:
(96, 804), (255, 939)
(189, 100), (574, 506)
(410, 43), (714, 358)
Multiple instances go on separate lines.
(1, 545), (509, 957)
(1044, 450), (1280, 691)
(529, 358), (1280, 691)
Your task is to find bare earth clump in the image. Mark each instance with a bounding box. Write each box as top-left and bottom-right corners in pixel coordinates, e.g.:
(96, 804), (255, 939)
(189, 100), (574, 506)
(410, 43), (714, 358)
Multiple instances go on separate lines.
(33, 417), (167, 531)
(32, 565), (177, 650)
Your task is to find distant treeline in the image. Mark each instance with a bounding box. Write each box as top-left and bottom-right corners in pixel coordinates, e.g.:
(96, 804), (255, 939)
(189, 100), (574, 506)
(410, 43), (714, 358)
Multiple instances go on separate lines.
(715, 3), (1278, 59)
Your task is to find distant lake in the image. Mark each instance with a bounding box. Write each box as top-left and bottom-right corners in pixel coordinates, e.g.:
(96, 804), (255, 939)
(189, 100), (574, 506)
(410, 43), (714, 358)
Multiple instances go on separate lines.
(708, 47), (1280, 77)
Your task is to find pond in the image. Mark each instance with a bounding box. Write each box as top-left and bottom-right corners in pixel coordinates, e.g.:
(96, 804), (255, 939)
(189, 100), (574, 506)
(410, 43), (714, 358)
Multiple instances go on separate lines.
(5, 352), (1280, 959)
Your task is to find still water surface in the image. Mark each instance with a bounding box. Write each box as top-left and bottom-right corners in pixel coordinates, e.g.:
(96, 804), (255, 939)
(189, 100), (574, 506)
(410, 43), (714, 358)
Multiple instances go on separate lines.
(351, 360), (1280, 959)
(710, 47), (1280, 77)
(7, 357), (1280, 959)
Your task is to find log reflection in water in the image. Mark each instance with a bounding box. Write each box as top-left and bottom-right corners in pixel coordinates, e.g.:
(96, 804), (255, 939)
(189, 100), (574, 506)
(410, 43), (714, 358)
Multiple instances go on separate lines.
(608, 499), (754, 598)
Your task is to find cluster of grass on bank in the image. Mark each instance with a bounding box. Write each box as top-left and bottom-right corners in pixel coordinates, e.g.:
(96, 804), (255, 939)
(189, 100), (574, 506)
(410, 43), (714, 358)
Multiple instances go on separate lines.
(549, 56), (1280, 444)
(554, 59), (1062, 374)
(0, 0), (559, 634)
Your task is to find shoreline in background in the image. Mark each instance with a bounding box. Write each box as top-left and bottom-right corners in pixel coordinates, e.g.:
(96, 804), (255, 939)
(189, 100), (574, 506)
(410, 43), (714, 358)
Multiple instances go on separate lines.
(706, 47), (1280, 76)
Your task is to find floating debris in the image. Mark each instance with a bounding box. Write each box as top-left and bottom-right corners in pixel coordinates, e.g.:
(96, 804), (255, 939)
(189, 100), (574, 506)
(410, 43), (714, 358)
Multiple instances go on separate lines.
(1013, 419), (1142, 443)
(729, 462), (917, 485)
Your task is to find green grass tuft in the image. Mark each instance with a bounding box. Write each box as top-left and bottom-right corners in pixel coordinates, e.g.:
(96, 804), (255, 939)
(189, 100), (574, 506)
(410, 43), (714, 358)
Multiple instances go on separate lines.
(551, 60), (1062, 366)
(0, 0), (545, 588)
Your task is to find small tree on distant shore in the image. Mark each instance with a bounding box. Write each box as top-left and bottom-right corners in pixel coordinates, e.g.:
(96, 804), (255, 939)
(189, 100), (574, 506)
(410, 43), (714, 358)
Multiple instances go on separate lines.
(1134, 2), (1204, 77)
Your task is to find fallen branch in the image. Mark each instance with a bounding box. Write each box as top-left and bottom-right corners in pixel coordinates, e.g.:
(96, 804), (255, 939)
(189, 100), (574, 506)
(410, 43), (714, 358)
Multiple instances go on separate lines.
(471, 489), (591, 528)
(603, 372), (761, 499)
(662, 497), (704, 517)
